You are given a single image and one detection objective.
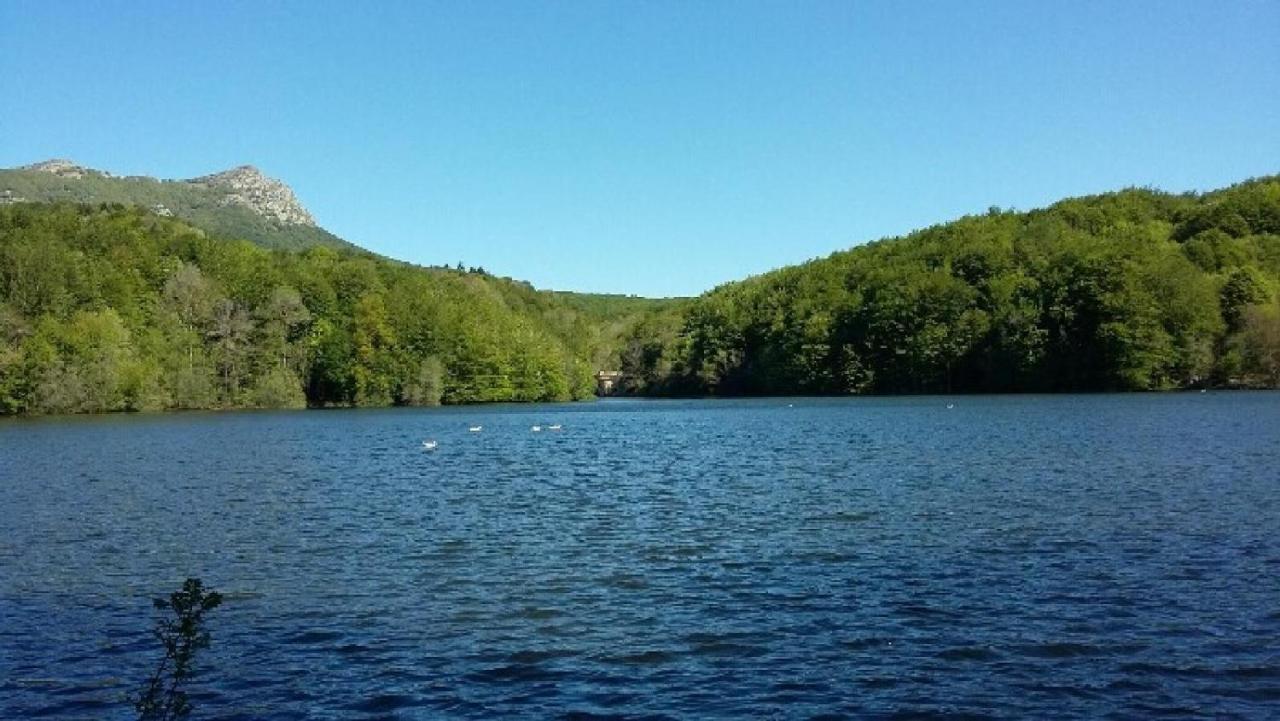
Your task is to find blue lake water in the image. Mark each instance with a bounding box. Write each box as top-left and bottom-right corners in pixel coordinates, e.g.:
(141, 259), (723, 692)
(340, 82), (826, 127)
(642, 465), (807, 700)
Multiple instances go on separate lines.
(1, 394), (1279, 719)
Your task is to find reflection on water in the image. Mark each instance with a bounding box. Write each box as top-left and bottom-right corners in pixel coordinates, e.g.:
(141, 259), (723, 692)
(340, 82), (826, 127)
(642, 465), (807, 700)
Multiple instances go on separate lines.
(2, 394), (1279, 718)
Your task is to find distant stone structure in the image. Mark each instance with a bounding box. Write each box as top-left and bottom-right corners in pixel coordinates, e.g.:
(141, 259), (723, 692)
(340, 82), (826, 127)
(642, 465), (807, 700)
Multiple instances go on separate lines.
(595, 370), (624, 396)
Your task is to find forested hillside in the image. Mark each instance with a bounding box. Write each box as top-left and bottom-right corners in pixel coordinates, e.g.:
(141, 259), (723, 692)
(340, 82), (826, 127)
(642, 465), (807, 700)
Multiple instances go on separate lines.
(5, 175), (1278, 415)
(618, 176), (1280, 395)
(0, 203), (660, 414)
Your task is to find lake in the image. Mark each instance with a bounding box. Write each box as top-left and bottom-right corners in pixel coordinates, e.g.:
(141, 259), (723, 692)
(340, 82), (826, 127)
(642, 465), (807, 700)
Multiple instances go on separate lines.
(2, 394), (1278, 719)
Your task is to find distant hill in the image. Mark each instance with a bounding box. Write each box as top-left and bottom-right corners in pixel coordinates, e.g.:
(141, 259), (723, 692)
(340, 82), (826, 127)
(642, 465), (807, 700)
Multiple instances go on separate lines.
(0, 160), (686, 337)
(618, 175), (1280, 394)
(0, 159), (358, 252)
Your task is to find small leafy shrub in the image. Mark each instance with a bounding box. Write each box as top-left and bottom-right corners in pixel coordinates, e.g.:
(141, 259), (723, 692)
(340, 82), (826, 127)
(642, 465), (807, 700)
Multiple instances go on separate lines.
(132, 578), (223, 721)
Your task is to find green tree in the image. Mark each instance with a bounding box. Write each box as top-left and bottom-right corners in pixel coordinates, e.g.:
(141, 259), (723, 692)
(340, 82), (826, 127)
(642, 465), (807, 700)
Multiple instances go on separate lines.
(1238, 300), (1280, 386)
(400, 355), (445, 406)
(352, 293), (397, 406)
(208, 299), (254, 404)
(1221, 267), (1271, 331)
(255, 285), (312, 373)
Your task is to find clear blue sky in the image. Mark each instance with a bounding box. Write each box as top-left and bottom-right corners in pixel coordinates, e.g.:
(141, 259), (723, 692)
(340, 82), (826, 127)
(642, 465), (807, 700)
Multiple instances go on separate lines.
(2, 1), (1277, 297)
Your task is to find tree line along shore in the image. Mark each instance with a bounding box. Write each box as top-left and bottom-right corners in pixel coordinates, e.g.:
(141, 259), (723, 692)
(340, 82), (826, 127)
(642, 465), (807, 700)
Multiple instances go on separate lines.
(1, 175), (1278, 415)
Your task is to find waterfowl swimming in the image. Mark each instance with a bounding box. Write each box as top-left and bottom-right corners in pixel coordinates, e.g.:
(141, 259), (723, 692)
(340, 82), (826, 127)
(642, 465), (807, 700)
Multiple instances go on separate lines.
(548, 424), (562, 431)
(530, 425), (543, 432)
(469, 425), (483, 432)
(422, 440), (439, 450)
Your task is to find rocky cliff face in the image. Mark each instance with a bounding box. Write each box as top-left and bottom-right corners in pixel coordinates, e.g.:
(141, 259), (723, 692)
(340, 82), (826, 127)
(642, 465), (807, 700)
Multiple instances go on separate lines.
(17, 159), (316, 227)
(21, 159), (106, 179)
(186, 165), (316, 226)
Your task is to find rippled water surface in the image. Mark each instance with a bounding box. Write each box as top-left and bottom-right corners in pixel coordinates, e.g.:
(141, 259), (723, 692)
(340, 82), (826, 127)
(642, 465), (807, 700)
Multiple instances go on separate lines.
(2, 394), (1279, 719)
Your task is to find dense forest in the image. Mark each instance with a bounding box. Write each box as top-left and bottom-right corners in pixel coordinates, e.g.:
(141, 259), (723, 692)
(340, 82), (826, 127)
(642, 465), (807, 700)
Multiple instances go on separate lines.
(3, 176), (1279, 415)
(0, 203), (661, 414)
(617, 176), (1280, 395)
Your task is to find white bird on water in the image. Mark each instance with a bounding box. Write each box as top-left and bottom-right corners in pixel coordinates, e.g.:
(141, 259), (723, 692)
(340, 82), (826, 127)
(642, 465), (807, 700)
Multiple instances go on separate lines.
(469, 425), (483, 432)
(531, 425), (543, 432)
(548, 424), (563, 431)
(422, 440), (439, 450)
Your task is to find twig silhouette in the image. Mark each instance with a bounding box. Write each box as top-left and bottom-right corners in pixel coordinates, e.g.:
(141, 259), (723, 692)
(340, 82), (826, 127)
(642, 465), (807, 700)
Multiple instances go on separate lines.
(132, 578), (222, 721)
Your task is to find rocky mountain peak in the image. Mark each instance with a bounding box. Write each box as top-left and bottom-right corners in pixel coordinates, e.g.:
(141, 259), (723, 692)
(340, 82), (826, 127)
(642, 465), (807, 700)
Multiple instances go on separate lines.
(22, 159), (105, 179)
(9, 158), (318, 228)
(187, 165), (315, 227)
(197, 164), (265, 183)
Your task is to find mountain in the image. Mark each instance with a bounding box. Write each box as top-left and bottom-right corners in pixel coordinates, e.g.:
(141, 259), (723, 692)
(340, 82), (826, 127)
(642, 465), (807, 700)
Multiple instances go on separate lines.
(187, 165), (316, 226)
(617, 175), (1280, 394)
(0, 160), (356, 252)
